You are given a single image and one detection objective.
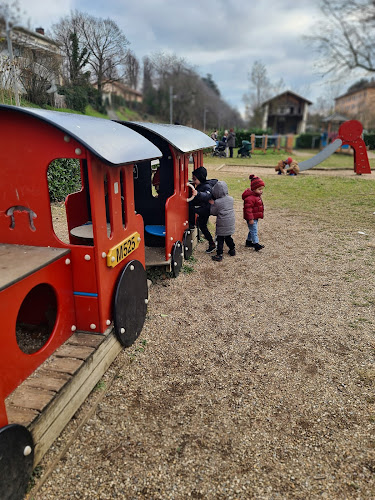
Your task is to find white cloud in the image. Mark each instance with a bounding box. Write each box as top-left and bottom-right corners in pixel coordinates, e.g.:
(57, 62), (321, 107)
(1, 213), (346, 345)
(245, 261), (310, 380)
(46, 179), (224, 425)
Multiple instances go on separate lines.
(18, 0), (74, 31)
(14, 0), (350, 115)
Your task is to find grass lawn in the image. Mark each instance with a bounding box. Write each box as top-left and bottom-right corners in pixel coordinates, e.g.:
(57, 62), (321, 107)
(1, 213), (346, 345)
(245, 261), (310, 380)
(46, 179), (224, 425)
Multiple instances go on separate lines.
(202, 151), (375, 233)
(223, 174), (374, 229)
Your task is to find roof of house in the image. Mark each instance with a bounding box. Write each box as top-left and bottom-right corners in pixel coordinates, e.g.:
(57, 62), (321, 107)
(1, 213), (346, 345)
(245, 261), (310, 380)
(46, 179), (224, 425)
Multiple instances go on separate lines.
(322, 112), (349, 123)
(15, 26), (60, 47)
(0, 23), (61, 49)
(261, 90), (313, 106)
(335, 80), (375, 100)
(109, 81), (143, 97)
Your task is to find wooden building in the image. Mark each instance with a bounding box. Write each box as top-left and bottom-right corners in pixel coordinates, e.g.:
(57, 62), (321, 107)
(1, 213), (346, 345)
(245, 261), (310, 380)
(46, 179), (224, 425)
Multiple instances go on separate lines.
(261, 91), (312, 134)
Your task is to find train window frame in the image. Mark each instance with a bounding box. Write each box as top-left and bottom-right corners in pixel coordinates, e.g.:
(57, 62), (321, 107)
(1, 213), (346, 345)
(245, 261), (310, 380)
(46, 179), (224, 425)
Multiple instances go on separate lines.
(47, 157), (82, 244)
(120, 169), (126, 228)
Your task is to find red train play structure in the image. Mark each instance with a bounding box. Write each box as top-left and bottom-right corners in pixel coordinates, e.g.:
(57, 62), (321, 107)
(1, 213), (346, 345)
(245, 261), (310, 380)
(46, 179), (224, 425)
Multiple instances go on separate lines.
(0, 105), (214, 499)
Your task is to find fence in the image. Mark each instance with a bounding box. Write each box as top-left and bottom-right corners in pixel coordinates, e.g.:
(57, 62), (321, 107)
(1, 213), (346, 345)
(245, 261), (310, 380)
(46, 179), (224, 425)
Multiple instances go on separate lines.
(250, 134), (294, 153)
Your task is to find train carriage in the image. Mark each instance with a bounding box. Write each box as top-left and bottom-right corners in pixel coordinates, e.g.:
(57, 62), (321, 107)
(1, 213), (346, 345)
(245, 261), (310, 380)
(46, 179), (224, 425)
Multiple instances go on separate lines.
(117, 121), (215, 276)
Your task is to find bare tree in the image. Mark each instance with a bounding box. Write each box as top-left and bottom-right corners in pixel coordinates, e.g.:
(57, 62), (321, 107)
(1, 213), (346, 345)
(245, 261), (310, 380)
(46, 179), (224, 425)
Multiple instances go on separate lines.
(52, 11), (129, 95)
(202, 73), (221, 97)
(0, 1), (22, 26)
(79, 14), (129, 94)
(141, 51), (243, 129)
(243, 60), (276, 127)
(125, 50), (139, 90)
(51, 11), (85, 84)
(250, 60), (271, 108)
(307, 0), (375, 78)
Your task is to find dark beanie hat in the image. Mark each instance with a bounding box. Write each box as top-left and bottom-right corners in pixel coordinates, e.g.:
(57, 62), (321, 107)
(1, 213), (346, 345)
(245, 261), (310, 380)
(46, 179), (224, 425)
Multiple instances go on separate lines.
(249, 174), (265, 191)
(192, 166), (207, 183)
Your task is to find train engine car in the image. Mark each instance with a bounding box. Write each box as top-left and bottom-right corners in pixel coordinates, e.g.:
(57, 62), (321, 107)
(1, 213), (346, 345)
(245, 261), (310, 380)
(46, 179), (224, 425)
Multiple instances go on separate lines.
(0, 105), (162, 498)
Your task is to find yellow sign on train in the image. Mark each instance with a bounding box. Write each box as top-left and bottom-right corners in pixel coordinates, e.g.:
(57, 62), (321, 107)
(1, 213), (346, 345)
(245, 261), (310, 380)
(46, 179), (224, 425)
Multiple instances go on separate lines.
(106, 232), (140, 268)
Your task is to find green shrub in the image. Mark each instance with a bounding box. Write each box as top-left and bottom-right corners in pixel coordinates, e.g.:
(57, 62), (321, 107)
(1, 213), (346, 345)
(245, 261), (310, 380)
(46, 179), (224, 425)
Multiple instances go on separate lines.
(295, 133), (321, 149)
(47, 158), (81, 202)
(58, 85), (88, 113)
(58, 85), (106, 114)
(364, 134), (375, 150)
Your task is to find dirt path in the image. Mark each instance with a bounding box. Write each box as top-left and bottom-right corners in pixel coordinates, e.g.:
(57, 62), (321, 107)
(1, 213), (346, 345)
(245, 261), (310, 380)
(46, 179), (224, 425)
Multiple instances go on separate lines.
(30, 168), (375, 499)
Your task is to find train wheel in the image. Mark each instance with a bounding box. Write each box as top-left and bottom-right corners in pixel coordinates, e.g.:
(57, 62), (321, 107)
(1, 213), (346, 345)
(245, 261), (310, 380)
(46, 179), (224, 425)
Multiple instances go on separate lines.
(183, 230), (193, 260)
(172, 241), (183, 278)
(113, 259), (148, 347)
(0, 424), (34, 500)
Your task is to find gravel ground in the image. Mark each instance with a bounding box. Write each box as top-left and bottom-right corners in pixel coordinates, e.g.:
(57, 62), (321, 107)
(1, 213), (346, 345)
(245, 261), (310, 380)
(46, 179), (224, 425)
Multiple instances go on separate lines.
(28, 168), (375, 499)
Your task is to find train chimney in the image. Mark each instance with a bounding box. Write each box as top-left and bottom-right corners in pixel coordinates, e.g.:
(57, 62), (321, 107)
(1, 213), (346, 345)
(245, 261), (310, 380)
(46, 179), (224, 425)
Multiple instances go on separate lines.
(36, 27), (45, 35)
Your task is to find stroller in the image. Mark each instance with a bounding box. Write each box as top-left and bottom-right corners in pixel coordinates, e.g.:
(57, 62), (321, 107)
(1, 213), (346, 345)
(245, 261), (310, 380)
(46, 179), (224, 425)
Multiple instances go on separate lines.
(212, 140), (227, 158)
(237, 140), (252, 158)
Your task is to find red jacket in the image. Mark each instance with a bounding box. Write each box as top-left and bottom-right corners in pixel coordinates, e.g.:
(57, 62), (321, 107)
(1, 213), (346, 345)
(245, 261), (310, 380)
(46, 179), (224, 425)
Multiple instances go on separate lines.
(242, 188), (264, 221)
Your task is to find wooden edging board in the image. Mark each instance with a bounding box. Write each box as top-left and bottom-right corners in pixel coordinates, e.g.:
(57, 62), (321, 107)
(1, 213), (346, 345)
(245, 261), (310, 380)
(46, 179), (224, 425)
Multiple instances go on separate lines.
(6, 328), (122, 466)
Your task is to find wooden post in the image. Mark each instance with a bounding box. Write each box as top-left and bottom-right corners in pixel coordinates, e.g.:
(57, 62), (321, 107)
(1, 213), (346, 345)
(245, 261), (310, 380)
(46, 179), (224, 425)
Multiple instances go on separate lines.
(251, 134), (255, 153)
(286, 135), (293, 153)
(263, 135), (268, 153)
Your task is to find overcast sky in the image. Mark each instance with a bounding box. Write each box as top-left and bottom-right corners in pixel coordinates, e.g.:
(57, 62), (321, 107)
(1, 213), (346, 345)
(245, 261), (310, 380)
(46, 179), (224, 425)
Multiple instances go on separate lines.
(15, 0), (354, 116)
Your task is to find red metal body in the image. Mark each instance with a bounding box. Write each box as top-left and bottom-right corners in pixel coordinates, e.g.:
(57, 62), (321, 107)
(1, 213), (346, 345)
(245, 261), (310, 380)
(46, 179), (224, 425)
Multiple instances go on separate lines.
(338, 120), (371, 174)
(164, 148), (190, 259)
(0, 108), (158, 425)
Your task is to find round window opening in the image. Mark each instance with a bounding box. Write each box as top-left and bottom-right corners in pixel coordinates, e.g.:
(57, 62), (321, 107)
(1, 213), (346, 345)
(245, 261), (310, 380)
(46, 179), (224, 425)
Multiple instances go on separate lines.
(16, 284), (57, 354)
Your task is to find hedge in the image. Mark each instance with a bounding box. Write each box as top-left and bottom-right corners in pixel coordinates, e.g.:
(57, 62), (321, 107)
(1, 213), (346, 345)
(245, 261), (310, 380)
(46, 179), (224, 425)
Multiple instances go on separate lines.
(364, 134), (375, 150)
(296, 133), (375, 150)
(48, 158), (81, 202)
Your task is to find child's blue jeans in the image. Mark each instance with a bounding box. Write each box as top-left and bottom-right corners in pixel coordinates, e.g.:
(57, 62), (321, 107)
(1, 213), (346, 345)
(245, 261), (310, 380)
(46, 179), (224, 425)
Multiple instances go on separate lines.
(247, 219), (259, 243)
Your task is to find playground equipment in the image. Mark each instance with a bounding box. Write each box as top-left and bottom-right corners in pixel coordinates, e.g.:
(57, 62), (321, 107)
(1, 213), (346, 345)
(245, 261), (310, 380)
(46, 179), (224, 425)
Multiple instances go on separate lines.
(0, 105), (214, 499)
(299, 120), (371, 174)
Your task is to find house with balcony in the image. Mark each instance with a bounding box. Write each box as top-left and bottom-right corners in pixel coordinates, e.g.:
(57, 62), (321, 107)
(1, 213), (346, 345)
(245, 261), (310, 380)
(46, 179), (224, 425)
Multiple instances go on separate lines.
(261, 91), (312, 134)
(0, 24), (63, 105)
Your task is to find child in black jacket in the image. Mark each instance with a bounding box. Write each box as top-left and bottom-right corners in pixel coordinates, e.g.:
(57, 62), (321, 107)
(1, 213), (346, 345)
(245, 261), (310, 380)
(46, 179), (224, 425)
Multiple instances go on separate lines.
(189, 166), (217, 253)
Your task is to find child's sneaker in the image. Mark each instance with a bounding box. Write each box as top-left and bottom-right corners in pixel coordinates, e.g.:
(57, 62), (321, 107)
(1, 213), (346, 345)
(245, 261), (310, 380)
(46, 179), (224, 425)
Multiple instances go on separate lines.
(206, 243), (216, 253)
(228, 248), (236, 256)
(245, 240), (254, 247)
(254, 243), (264, 251)
(212, 254), (223, 262)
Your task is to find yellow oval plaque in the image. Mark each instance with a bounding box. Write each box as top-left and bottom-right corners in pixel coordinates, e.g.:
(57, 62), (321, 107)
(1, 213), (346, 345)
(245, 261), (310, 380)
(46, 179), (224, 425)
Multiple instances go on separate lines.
(106, 232), (140, 268)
